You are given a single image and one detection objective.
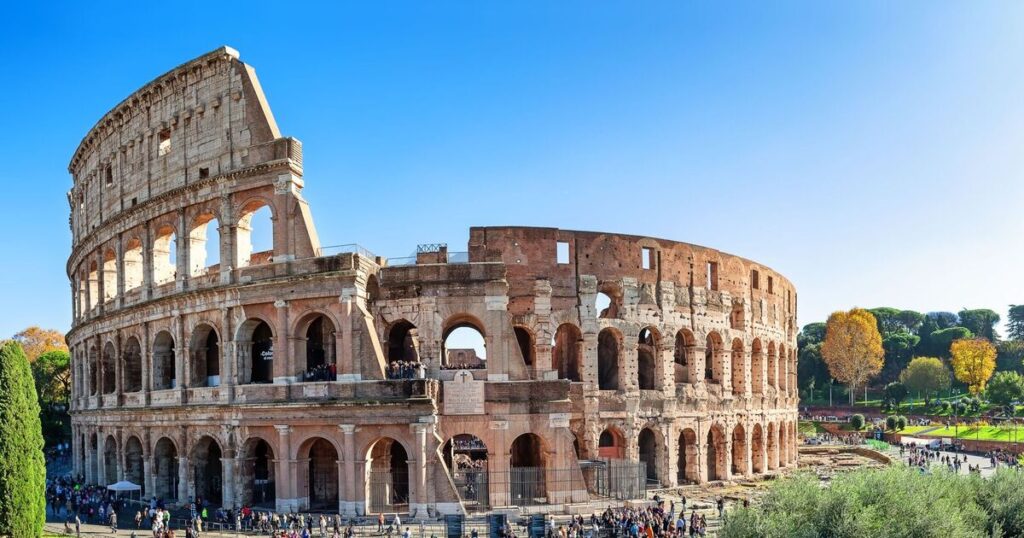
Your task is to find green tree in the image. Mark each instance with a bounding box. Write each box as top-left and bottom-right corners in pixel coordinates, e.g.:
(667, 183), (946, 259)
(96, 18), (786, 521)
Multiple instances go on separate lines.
(930, 327), (974, 358)
(900, 357), (951, 405)
(917, 313), (959, 356)
(32, 350), (70, 450)
(797, 322), (829, 397)
(884, 381), (908, 411)
(958, 309), (1001, 342)
(881, 331), (921, 382)
(996, 340), (1024, 373)
(1007, 304), (1024, 341)
(985, 371), (1023, 413)
(897, 310), (925, 333)
(0, 341), (46, 536)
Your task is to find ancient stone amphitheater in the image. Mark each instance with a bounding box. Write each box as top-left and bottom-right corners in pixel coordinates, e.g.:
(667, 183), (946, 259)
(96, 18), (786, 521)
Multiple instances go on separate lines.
(67, 47), (799, 516)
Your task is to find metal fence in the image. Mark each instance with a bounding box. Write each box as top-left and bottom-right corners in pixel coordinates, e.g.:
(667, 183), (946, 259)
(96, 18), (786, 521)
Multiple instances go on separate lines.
(368, 469), (410, 514)
(479, 460), (646, 508)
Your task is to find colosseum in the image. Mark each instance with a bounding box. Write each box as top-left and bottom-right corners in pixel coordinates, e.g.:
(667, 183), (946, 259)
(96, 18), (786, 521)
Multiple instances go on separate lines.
(66, 47), (800, 516)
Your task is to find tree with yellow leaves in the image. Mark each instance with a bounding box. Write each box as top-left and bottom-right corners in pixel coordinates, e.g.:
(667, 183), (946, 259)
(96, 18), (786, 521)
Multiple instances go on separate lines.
(821, 308), (885, 405)
(11, 327), (67, 363)
(950, 338), (997, 395)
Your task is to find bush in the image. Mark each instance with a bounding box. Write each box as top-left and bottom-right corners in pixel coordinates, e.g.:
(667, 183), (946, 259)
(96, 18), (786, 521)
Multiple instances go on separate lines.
(939, 401), (952, 413)
(970, 397), (982, 413)
(896, 415), (908, 431)
(0, 341), (46, 537)
(885, 415), (898, 431)
(850, 413), (865, 430)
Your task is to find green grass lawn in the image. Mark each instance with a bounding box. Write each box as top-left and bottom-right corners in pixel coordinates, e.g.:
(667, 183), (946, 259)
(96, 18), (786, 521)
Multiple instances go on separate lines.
(901, 425), (1024, 442)
(799, 421), (826, 435)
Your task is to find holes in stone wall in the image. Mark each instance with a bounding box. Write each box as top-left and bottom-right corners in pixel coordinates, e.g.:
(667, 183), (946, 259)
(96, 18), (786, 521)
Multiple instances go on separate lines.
(158, 129), (171, 156)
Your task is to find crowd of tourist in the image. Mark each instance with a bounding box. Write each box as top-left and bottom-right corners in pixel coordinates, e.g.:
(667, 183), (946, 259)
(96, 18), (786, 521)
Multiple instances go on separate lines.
(386, 361), (424, 380)
(590, 497), (710, 537)
(303, 363), (337, 382)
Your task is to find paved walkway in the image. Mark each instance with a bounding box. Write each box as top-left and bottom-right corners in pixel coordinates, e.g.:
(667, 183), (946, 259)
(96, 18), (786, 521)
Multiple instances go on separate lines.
(897, 436), (1002, 477)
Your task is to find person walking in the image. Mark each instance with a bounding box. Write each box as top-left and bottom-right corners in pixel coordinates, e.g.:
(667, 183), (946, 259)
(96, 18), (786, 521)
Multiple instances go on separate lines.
(110, 510), (118, 533)
(74, 513), (81, 538)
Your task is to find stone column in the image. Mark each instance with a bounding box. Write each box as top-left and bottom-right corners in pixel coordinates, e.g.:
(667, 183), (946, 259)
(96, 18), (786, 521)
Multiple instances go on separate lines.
(220, 308), (234, 403)
(275, 425), (295, 512)
(175, 209), (188, 292)
(142, 224), (154, 300)
(223, 449), (236, 509)
(338, 292), (358, 380)
(691, 345), (706, 387)
(219, 194), (234, 285)
(274, 300), (292, 383)
(339, 425), (358, 516)
(144, 455), (155, 499)
(410, 423), (429, 514)
(178, 455), (190, 503)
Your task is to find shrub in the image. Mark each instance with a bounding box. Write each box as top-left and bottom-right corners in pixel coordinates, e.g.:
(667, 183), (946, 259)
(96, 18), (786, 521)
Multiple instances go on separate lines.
(850, 413), (865, 430)
(896, 415), (908, 431)
(970, 397), (982, 413)
(939, 401), (952, 413)
(0, 341), (46, 537)
(885, 415), (898, 431)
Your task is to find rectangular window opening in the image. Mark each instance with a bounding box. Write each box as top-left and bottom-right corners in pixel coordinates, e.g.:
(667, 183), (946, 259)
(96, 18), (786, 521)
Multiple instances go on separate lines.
(641, 247), (653, 270)
(768, 276), (774, 294)
(707, 261), (719, 291)
(751, 269), (760, 290)
(104, 166), (113, 186)
(158, 129), (171, 156)
(556, 241), (570, 264)
(199, 167), (210, 179)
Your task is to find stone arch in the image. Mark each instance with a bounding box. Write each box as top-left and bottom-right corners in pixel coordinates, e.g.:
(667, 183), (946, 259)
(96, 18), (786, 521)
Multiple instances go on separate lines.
(298, 437), (340, 510)
(87, 259), (99, 309)
(102, 248), (117, 302)
(188, 323), (221, 388)
(730, 338), (746, 395)
(103, 434), (119, 485)
(152, 223), (177, 286)
(705, 332), (724, 383)
(597, 427), (626, 459)
(236, 198), (275, 268)
(190, 435), (224, 505)
(188, 211), (221, 277)
(513, 325), (534, 367)
(767, 422), (779, 470)
(509, 433), (547, 504)
(637, 327), (659, 390)
(597, 328), (621, 390)
(101, 341), (116, 394)
(442, 315), (487, 367)
(552, 323), (582, 382)
(674, 329), (695, 384)
(638, 427), (662, 484)
(751, 423), (765, 474)
(779, 343), (788, 394)
(123, 236), (144, 291)
(366, 437), (410, 513)
(750, 339), (764, 395)
(152, 330), (176, 390)
(706, 424), (727, 481)
(731, 424), (748, 477)
(386, 319), (419, 363)
(124, 436), (145, 492)
(677, 428), (699, 484)
(442, 434), (489, 509)
(239, 436), (277, 508)
(237, 317), (275, 384)
(595, 281), (622, 319)
(294, 312), (338, 377)
(767, 342), (778, 388)
(122, 336), (142, 393)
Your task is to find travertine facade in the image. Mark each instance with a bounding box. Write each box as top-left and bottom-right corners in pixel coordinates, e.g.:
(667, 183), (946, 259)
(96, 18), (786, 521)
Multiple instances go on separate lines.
(67, 47), (799, 516)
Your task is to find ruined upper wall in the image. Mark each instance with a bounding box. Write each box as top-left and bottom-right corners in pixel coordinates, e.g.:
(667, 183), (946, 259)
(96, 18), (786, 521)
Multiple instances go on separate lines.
(67, 47), (291, 246)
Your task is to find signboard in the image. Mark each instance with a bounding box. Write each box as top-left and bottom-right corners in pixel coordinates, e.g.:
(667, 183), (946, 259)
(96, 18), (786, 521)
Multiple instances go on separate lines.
(260, 349), (274, 361)
(445, 514), (464, 538)
(444, 370), (485, 415)
(549, 413), (570, 428)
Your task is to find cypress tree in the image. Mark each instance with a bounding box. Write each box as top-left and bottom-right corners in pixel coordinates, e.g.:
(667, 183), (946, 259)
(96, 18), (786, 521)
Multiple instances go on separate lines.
(0, 340), (46, 537)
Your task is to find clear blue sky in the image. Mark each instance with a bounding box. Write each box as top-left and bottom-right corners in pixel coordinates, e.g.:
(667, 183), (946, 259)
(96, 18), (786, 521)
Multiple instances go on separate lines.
(2, 2), (1023, 339)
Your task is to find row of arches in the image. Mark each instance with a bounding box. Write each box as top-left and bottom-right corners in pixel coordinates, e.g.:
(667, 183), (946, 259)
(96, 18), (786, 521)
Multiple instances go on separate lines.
(73, 201), (273, 318)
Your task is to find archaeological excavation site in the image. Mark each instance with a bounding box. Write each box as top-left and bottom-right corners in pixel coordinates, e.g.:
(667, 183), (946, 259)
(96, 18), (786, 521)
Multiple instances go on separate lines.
(66, 47), (799, 516)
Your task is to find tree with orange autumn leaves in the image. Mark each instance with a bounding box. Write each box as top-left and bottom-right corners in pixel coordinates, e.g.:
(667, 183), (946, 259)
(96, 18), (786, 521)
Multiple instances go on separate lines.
(11, 327), (67, 363)
(950, 337), (997, 395)
(821, 308), (885, 405)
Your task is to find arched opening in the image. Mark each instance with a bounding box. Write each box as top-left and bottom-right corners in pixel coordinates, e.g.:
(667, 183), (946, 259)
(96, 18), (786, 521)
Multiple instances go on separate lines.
(152, 224), (177, 286)
(124, 436), (145, 494)
(705, 332), (723, 383)
(153, 438), (178, 502)
(78, 273), (87, 316)
(751, 424), (765, 474)
(240, 438), (276, 509)
(387, 320), (419, 364)
(751, 339), (764, 395)
(767, 343), (778, 389)
(189, 324), (220, 388)
(188, 213), (221, 277)
(638, 428), (659, 484)
(595, 283), (620, 319)
(87, 346), (98, 396)
(87, 260), (99, 309)
(102, 249), (117, 302)
(103, 435), (118, 485)
(123, 237), (144, 291)
(767, 423), (778, 470)
(513, 326), (534, 367)
(509, 433), (546, 505)
(101, 342), (116, 394)
(442, 434), (489, 509)
(597, 329), (620, 390)
(191, 436), (223, 506)
(551, 323), (582, 382)
(637, 328), (658, 390)
(732, 425), (747, 477)
(152, 331), (176, 390)
(779, 344), (788, 394)
(597, 428), (626, 459)
(674, 330), (694, 384)
(706, 426), (727, 481)
(122, 337), (142, 393)
(238, 320), (274, 384)
(302, 314), (337, 381)
(237, 202), (274, 268)
(677, 429), (698, 484)
(731, 338), (746, 395)
(367, 438), (409, 513)
(442, 321), (486, 370)
(303, 438), (339, 510)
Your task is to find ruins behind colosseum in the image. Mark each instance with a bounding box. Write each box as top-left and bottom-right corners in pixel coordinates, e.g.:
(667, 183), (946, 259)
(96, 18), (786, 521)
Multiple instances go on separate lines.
(67, 47), (799, 516)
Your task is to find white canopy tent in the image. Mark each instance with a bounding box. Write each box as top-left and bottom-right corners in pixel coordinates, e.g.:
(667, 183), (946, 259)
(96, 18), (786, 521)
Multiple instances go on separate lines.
(107, 480), (143, 505)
